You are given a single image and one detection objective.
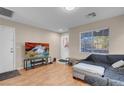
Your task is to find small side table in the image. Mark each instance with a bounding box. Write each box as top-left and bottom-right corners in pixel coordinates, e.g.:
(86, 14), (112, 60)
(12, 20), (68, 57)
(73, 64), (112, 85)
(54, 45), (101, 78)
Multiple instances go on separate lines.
(67, 58), (80, 65)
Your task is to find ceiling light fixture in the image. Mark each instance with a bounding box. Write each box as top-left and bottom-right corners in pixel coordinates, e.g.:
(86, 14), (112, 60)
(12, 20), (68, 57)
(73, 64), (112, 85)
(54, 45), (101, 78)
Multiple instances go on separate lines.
(64, 7), (76, 11)
(58, 29), (63, 32)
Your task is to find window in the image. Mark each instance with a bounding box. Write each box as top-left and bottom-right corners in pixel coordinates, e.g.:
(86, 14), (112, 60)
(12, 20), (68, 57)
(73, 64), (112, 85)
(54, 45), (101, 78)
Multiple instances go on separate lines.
(80, 28), (109, 53)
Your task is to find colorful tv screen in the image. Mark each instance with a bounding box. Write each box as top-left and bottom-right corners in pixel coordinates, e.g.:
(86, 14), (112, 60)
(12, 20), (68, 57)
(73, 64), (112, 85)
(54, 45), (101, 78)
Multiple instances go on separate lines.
(25, 42), (49, 58)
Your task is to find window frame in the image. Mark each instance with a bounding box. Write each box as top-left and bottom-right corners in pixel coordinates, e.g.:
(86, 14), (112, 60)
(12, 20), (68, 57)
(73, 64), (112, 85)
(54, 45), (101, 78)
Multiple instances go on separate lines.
(79, 27), (110, 54)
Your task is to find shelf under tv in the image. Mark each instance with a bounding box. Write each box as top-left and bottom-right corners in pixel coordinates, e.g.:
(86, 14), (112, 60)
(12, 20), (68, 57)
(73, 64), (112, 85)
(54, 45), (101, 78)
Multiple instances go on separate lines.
(24, 57), (52, 70)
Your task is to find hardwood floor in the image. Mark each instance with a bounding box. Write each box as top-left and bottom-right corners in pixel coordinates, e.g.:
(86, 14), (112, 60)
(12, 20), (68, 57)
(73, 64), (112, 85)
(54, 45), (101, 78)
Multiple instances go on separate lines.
(0, 62), (89, 86)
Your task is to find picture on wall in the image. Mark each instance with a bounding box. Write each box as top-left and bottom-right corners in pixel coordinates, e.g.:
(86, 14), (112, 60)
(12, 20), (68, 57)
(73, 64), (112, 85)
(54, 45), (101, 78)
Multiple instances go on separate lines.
(80, 28), (109, 53)
(63, 36), (69, 48)
(25, 42), (49, 58)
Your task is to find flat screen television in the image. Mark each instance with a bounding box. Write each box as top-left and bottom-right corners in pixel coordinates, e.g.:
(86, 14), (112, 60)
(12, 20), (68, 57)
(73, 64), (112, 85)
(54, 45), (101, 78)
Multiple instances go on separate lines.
(25, 42), (49, 58)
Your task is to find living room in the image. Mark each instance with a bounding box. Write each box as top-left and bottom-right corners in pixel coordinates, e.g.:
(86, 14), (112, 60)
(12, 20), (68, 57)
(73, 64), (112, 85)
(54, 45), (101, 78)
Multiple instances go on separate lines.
(0, 6), (124, 91)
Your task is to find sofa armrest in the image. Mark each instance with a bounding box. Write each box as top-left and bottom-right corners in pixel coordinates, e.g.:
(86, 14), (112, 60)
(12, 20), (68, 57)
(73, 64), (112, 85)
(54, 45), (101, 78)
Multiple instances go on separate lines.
(78, 59), (88, 63)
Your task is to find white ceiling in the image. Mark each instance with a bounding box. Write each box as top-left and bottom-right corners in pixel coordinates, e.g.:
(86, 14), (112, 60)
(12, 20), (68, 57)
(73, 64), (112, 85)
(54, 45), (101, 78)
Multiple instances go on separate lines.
(1, 7), (124, 33)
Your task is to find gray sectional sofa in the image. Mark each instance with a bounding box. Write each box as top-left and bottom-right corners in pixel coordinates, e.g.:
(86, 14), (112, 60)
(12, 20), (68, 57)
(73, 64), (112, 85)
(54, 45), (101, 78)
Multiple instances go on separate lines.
(73, 54), (124, 86)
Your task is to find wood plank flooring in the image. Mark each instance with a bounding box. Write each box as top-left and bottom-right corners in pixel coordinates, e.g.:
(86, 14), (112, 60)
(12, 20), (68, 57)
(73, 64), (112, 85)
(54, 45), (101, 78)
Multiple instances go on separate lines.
(0, 62), (89, 86)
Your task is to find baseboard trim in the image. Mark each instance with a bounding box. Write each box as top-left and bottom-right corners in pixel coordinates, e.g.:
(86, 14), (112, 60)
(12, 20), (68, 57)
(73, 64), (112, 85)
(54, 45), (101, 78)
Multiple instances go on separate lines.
(17, 67), (23, 70)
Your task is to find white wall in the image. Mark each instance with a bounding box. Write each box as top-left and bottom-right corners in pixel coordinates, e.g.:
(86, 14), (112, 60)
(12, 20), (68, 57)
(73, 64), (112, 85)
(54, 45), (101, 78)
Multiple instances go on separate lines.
(60, 33), (69, 59)
(69, 15), (124, 59)
(0, 17), (61, 69)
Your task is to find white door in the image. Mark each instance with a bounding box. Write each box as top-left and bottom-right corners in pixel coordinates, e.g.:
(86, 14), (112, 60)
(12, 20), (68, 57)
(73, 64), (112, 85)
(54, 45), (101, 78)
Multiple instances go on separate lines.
(61, 33), (69, 59)
(0, 25), (15, 74)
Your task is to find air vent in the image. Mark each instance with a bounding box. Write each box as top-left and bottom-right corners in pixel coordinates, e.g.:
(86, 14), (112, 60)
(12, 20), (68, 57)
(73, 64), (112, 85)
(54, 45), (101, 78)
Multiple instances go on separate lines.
(0, 7), (14, 17)
(87, 12), (96, 18)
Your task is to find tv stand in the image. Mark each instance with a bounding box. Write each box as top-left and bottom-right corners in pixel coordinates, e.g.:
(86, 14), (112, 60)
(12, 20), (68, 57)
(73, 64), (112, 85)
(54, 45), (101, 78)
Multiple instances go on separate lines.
(24, 57), (52, 70)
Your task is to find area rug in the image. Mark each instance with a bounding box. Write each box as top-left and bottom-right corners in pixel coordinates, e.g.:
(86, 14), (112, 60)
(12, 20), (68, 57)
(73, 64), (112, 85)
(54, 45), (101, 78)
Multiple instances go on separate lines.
(0, 70), (21, 81)
(58, 59), (68, 64)
(59, 59), (68, 62)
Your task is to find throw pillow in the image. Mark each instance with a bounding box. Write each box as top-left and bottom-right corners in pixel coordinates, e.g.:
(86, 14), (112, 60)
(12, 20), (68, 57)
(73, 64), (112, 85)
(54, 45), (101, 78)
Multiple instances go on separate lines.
(112, 60), (124, 68)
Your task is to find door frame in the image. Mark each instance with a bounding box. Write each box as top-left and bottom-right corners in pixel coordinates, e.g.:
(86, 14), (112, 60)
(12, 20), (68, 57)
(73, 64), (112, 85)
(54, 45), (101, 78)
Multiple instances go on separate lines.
(13, 28), (16, 70)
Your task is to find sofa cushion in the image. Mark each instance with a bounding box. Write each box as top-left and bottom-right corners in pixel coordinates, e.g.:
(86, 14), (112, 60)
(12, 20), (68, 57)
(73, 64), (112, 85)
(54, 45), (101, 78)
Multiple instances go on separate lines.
(80, 60), (96, 65)
(85, 74), (124, 86)
(80, 61), (109, 70)
(108, 55), (124, 64)
(73, 63), (105, 76)
(84, 74), (108, 86)
(94, 61), (110, 68)
(105, 66), (124, 82)
(108, 79), (124, 86)
(85, 54), (95, 62)
(91, 54), (109, 64)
